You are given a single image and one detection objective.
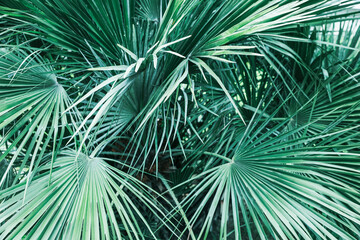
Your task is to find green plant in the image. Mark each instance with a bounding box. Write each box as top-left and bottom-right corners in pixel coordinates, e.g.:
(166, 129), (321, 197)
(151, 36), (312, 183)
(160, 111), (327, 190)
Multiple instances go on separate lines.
(0, 0), (360, 239)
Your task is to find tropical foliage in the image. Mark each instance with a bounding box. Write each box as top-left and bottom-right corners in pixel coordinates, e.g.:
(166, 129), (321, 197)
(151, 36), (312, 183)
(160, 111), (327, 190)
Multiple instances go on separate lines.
(0, 0), (360, 239)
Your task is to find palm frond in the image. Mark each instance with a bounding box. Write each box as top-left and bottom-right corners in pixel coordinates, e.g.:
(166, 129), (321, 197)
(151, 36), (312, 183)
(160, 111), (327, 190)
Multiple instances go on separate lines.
(0, 149), (171, 239)
(0, 48), (75, 188)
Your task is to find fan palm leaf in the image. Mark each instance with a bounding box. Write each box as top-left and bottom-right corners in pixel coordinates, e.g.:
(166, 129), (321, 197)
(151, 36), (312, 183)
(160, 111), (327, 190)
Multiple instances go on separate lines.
(0, 149), (171, 239)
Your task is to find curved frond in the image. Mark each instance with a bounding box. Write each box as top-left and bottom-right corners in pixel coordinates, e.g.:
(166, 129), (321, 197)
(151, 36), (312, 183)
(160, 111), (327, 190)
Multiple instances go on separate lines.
(0, 150), (170, 239)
